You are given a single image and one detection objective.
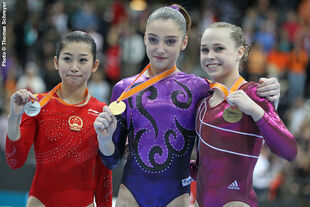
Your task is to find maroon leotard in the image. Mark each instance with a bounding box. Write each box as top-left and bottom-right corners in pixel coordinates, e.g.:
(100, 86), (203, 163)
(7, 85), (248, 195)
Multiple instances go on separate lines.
(193, 82), (297, 207)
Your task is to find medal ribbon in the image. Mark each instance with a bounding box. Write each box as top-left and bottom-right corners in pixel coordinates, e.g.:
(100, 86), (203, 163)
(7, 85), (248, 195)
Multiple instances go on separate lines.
(116, 63), (176, 102)
(32, 83), (89, 107)
(210, 76), (245, 99)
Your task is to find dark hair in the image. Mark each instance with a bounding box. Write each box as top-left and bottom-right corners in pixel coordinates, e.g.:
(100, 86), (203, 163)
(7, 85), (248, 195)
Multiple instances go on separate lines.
(208, 22), (251, 63)
(146, 4), (191, 38)
(56, 31), (97, 62)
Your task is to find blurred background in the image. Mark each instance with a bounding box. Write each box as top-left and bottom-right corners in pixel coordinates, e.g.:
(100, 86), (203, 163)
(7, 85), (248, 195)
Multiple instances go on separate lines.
(0, 0), (310, 206)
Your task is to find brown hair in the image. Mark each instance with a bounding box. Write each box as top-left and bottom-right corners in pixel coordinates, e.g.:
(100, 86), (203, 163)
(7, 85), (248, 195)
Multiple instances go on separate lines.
(146, 4), (191, 38)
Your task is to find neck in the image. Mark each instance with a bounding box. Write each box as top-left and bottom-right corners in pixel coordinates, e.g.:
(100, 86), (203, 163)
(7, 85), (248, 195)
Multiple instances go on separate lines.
(214, 71), (240, 89)
(57, 82), (88, 104)
(146, 63), (177, 77)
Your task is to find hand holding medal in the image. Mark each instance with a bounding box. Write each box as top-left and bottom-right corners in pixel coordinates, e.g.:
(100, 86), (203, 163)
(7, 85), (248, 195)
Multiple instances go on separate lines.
(226, 90), (265, 122)
(210, 76), (245, 123)
(9, 89), (39, 117)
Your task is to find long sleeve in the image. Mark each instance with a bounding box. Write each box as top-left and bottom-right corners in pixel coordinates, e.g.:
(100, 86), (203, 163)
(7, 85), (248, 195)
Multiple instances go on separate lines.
(6, 115), (37, 169)
(251, 85), (297, 161)
(256, 112), (297, 161)
(99, 80), (128, 169)
(94, 154), (112, 207)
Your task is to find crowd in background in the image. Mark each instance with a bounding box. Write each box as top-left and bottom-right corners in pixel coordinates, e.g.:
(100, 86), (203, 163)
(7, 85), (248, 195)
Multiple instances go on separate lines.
(0, 0), (310, 206)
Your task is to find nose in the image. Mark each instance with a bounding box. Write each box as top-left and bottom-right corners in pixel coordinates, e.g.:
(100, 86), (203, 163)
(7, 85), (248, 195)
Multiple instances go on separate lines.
(70, 61), (79, 72)
(156, 41), (166, 54)
(206, 51), (216, 60)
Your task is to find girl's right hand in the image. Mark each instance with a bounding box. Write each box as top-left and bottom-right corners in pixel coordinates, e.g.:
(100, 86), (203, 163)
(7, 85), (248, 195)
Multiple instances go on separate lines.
(9, 89), (36, 117)
(94, 106), (117, 141)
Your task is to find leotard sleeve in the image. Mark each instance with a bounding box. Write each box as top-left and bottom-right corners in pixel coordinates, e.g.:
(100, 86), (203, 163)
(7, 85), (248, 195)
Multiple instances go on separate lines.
(99, 80), (128, 169)
(6, 114), (37, 169)
(249, 83), (297, 161)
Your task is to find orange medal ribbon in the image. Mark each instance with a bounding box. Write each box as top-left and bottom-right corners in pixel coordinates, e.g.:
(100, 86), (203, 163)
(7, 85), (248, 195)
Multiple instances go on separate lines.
(210, 76), (245, 99)
(210, 76), (245, 123)
(28, 83), (88, 130)
(109, 63), (177, 115)
(117, 63), (176, 102)
(32, 83), (89, 107)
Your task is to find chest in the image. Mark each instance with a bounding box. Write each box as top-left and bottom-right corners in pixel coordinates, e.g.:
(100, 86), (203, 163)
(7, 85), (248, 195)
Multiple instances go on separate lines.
(35, 100), (100, 150)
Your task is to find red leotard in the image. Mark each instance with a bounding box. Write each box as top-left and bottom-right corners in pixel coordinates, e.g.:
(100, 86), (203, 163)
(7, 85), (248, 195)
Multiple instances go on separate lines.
(6, 92), (112, 207)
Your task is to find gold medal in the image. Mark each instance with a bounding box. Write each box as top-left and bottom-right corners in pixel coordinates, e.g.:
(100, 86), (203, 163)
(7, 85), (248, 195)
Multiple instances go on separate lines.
(109, 101), (126, 115)
(223, 107), (242, 123)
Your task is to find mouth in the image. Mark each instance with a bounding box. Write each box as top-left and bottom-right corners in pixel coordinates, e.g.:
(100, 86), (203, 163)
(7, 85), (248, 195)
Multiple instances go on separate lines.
(154, 56), (168, 60)
(67, 75), (82, 78)
(206, 63), (222, 68)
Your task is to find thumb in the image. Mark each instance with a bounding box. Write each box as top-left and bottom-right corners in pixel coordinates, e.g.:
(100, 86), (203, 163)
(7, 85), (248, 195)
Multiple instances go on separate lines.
(258, 77), (267, 84)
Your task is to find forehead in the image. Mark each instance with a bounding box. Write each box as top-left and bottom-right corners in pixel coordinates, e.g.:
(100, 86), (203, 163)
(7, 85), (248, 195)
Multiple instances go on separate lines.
(146, 19), (183, 37)
(61, 42), (92, 54)
(201, 27), (234, 46)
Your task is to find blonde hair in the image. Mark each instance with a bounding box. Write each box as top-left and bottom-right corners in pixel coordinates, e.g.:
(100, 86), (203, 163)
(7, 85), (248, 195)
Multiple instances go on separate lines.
(208, 22), (251, 63)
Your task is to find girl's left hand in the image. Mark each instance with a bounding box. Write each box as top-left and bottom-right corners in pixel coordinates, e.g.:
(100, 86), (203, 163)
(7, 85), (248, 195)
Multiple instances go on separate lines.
(257, 77), (280, 108)
(226, 90), (264, 121)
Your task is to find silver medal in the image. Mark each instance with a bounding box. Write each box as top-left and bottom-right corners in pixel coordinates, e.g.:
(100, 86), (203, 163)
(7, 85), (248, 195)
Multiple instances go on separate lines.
(24, 101), (41, 117)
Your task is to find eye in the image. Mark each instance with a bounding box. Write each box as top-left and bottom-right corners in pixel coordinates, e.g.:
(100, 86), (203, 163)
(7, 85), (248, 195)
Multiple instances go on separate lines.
(63, 56), (71, 62)
(215, 46), (224, 52)
(80, 58), (88, 63)
(148, 37), (158, 44)
(201, 47), (209, 53)
(166, 39), (177, 46)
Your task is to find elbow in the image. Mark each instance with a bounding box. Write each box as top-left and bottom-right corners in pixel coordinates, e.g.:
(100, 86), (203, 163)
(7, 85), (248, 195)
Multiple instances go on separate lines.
(286, 144), (298, 162)
(283, 141), (298, 162)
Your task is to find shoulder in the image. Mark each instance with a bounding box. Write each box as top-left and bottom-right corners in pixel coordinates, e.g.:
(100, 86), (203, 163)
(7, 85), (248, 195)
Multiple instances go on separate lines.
(89, 96), (106, 107)
(175, 72), (210, 87)
(240, 82), (260, 99)
(113, 75), (140, 91)
(241, 82), (273, 110)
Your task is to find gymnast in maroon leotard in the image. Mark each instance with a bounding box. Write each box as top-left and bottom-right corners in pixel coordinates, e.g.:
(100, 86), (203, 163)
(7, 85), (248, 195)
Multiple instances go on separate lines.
(191, 22), (297, 207)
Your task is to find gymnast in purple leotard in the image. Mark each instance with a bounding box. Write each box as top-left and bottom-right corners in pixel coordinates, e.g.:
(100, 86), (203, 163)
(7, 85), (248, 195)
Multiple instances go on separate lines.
(191, 22), (297, 207)
(94, 6), (282, 207)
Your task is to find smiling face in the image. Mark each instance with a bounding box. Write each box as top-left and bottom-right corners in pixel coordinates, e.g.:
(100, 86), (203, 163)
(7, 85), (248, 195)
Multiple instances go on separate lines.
(200, 27), (244, 83)
(144, 19), (188, 74)
(54, 42), (98, 87)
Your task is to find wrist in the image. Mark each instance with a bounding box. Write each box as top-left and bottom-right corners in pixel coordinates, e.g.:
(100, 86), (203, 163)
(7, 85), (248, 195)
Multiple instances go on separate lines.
(7, 114), (22, 141)
(98, 137), (115, 156)
(251, 106), (265, 122)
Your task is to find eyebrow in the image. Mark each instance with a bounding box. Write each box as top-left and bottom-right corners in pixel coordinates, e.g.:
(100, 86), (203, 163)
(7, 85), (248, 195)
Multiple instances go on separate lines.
(147, 33), (180, 39)
(63, 52), (90, 56)
(201, 43), (223, 47)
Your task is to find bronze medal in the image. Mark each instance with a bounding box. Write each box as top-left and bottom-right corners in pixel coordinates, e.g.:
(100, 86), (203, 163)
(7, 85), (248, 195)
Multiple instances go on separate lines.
(223, 107), (242, 123)
(109, 101), (126, 115)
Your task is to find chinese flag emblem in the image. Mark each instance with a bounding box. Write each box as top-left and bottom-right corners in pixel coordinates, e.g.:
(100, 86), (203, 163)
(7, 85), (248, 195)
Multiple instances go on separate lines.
(68, 116), (83, 131)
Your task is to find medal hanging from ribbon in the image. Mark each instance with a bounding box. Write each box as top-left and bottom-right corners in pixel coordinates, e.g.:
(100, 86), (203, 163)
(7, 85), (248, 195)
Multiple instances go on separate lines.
(210, 76), (245, 123)
(24, 83), (89, 117)
(109, 63), (177, 115)
(25, 83), (89, 131)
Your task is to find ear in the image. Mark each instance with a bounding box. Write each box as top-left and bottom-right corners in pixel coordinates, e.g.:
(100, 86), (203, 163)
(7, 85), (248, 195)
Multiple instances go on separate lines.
(92, 59), (99, 73)
(237, 46), (245, 61)
(180, 35), (188, 51)
(54, 56), (59, 70)
(144, 33), (147, 45)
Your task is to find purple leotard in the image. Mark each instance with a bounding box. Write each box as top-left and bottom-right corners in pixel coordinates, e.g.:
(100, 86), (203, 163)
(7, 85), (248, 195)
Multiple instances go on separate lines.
(100, 72), (209, 206)
(193, 82), (297, 207)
